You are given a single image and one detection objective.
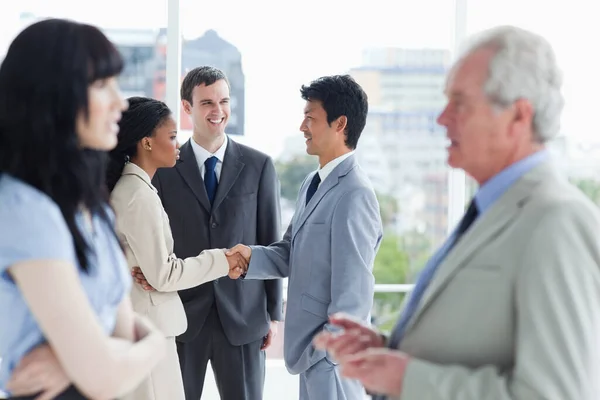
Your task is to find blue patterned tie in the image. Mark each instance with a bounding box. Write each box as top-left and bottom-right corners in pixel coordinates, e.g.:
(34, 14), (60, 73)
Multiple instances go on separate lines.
(305, 172), (321, 204)
(204, 156), (218, 205)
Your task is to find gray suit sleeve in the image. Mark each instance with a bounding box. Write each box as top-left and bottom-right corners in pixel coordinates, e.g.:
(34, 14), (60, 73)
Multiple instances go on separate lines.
(256, 157), (284, 321)
(247, 223), (292, 280)
(245, 169), (313, 281)
(324, 188), (381, 331)
(396, 202), (600, 400)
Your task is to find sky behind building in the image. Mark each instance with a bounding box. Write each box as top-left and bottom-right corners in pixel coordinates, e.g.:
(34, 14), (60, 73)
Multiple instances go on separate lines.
(0, 0), (596, 158)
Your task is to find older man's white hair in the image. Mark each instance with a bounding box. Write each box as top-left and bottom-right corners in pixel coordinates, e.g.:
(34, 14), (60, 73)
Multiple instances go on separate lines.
(460, 26), (564, 143)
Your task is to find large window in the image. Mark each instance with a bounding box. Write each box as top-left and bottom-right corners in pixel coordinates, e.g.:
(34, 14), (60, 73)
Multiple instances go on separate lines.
(175, 3), (458, 387)
(19, 0), (596, 398)
(0, 0), (168, 100)
(464, 1), (600, 208)
(3, 1), (596, 398)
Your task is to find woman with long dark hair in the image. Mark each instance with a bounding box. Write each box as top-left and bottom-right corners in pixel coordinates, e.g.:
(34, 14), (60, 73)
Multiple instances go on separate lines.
(106, 96), (246, 400)
(0, 19), (165, 399)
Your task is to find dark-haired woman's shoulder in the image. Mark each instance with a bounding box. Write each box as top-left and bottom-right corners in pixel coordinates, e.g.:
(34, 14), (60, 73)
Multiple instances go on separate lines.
(0, 174), (74, 278)
(0, 174), (66, 219)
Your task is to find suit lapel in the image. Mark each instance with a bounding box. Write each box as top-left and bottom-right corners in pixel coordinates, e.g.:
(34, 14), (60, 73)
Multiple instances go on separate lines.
(175, 140), (212, 213)
(292, 156), (357, 241)
(290, 175), (311, 238)
(403, 162), (555, 335)
(212, 138), (244, 211)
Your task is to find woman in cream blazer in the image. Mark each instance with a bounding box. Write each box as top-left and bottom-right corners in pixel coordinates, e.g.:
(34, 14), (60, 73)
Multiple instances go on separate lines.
(106, 97), (247, 400)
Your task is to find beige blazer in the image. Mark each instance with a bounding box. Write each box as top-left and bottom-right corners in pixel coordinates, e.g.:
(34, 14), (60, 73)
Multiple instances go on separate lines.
(392, 161), (600, 400)
(110, 163), (229, 337)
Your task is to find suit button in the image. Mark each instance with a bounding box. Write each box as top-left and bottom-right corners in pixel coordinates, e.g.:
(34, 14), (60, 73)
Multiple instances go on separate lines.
(211, 222), (218, 228)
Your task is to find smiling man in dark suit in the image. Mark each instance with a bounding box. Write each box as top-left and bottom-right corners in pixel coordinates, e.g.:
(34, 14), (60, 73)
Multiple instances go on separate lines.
(151, 66), (283, 400)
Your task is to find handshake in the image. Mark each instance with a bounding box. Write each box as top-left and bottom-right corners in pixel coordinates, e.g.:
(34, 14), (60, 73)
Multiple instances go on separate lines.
(224, 244), (252, 279)
(131, 244), (253, 291)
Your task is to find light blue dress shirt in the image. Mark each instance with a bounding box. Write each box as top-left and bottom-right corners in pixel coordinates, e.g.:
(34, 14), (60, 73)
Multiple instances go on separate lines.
(0, 174), (131, 393)
(388, 149), (549, 349)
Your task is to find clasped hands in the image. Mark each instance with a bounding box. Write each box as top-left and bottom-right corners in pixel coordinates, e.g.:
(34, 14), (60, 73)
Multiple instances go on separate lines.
(5, 316), (156, 400)
(132, 244), (253, 291)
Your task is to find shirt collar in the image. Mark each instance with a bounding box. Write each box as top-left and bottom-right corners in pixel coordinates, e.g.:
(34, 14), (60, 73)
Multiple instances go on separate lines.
(474, 149), (549, 214)
(318, 151), (355, 183)
(190, 135), (228, 166)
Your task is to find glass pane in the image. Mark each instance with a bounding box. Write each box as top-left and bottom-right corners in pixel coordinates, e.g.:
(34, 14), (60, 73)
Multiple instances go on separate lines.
(180, 0), (455, 396)
(466, 1), (600, 204)
(1, 1), (167, 98)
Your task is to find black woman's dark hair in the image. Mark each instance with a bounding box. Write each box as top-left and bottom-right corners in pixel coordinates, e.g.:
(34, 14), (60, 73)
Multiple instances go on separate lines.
(0, 18), (124, 271)
(106, 97), (172, 192)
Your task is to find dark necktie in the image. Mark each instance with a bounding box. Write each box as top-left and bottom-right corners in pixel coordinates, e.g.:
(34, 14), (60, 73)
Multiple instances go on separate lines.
(372, 200), (479, 400)
(204, 156), (218, 205)
(305, 172), (321, 205)
(452, 199), (480, 247)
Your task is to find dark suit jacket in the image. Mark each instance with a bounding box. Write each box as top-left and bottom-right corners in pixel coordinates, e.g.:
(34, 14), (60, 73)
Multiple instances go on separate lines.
(152, 137), (283, 346)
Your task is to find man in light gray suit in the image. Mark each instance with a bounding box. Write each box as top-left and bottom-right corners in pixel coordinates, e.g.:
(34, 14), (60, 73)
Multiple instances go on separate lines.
(228, 75), (383, 400)
(314, 26), (600, 400)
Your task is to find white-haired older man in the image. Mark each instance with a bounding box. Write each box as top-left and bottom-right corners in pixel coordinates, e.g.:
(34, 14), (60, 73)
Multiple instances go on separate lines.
(314, 25), (600, 400)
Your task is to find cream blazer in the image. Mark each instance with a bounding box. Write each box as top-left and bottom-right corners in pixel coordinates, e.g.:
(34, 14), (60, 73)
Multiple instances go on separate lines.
(110, 162), (229, 337)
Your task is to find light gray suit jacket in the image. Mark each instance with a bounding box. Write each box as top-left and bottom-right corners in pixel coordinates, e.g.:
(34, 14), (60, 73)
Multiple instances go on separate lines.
(390, 161), (600, 400)
(246, 155), (383, 374)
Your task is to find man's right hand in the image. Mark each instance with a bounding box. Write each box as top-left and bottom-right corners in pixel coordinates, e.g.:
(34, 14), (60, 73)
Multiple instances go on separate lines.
(313, 313), (385, 362)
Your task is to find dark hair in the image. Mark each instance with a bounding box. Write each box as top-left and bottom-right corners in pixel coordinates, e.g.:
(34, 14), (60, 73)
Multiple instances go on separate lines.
(180, 66), (229, 104)
(106, 97), (172, 192)
(300, 75), (368, 150)
(0, 18), (124, 271)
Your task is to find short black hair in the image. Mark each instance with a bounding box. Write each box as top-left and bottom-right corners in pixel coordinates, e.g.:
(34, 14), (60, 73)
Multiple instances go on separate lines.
(300, 75), (368, 150)
(180, 66), (229, 104)
(0, 18), (124, 271)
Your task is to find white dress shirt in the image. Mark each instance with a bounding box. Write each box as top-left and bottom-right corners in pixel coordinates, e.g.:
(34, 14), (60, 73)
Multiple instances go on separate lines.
(317, 151), (355, 186)
(190, 136), (228, 181)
